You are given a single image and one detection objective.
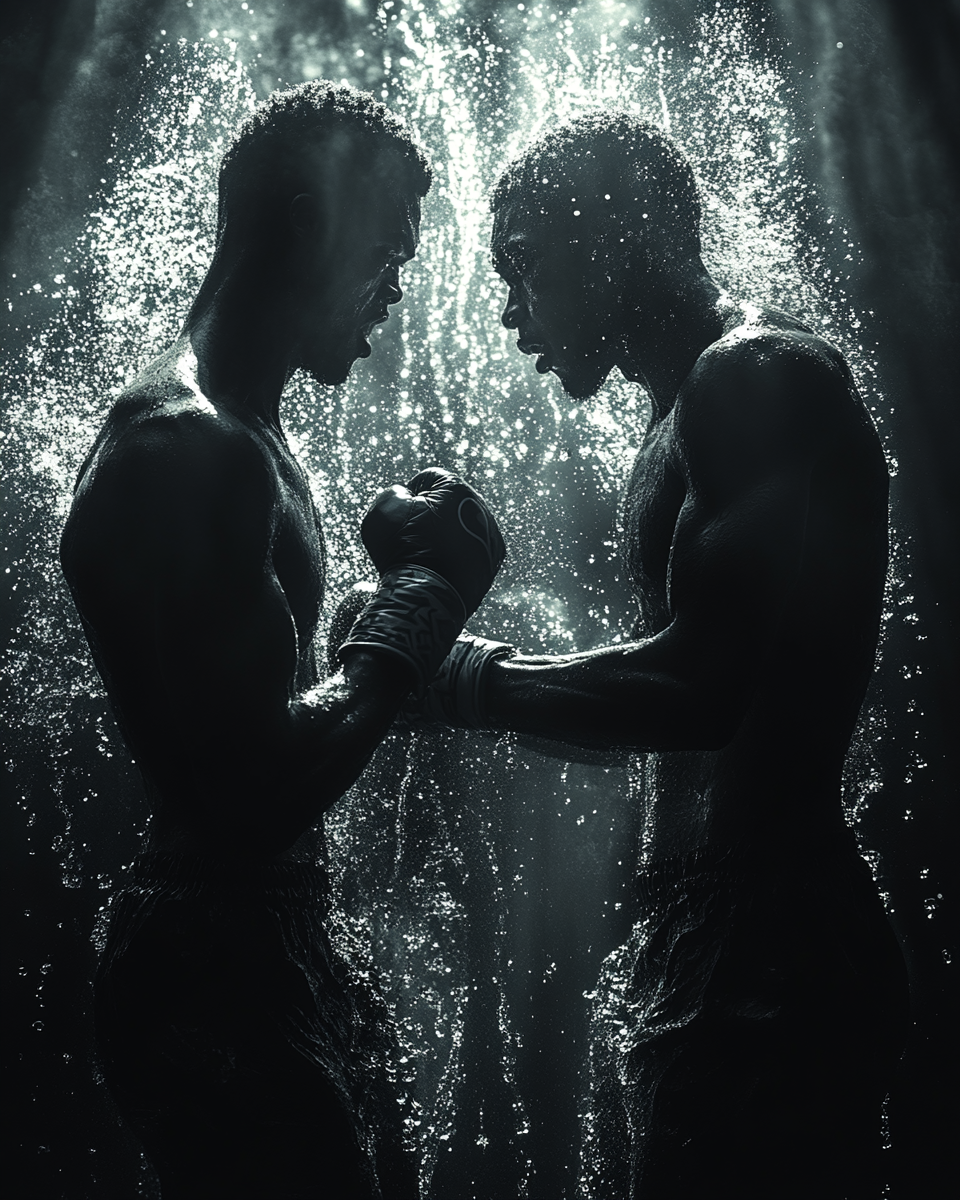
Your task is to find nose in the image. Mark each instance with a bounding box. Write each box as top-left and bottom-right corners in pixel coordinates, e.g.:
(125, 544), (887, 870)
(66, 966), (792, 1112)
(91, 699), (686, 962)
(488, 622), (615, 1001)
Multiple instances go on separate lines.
(501, 285), (523, 330)
(383, 266), (402, 306)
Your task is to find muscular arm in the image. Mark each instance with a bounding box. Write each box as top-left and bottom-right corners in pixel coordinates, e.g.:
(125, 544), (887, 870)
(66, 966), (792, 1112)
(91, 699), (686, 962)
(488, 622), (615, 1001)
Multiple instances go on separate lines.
(485, 338), (845, 753)
(62, 408), (413, 857)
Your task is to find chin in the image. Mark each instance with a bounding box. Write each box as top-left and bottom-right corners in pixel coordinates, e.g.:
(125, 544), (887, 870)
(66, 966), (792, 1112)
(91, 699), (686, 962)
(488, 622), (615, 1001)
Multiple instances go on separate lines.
(557, 361), (610, 401)
(301, 359), (353, 387)
(298, 341), (358, 387)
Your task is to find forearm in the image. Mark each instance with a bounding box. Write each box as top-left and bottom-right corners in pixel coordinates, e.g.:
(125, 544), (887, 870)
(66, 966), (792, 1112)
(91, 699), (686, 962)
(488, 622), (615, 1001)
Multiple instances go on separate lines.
(168, 650), (415, 856)
(285, 650), (415, 810)
(485, 640), (734, 753)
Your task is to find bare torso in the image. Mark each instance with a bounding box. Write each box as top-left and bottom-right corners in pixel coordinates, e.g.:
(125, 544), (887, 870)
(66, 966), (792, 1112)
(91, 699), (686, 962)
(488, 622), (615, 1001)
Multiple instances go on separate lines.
(61, 340), (332, 861)
(621, 307), (889, 863)
(486, 302), (889, 867)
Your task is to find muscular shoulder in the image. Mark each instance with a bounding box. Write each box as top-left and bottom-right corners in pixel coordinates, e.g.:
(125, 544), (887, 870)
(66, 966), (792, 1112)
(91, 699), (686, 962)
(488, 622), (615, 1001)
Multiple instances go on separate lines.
(63, 379), (277, 580)
(80, 375), (274, 503)
(673, 312), (856, 493)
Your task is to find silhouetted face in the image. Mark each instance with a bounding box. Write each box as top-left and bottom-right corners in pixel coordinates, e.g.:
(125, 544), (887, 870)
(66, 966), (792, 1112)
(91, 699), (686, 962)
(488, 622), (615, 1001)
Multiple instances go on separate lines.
(290, 164), (421, 386)
(491, 199), (621, 401)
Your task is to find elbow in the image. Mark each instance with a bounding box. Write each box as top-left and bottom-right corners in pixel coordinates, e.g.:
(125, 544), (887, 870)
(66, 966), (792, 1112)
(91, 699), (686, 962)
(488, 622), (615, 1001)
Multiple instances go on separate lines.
(611, 637), (755, 752)
(692, 714), (740, 751)
(634, 677), (746, 752)
(679, 679), (748, 750)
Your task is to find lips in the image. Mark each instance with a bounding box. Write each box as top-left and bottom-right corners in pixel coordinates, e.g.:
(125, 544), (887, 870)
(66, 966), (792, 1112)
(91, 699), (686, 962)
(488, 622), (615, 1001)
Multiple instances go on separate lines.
(361, 310), (390, 335)
(518, 338), (553, 374)
(356, 310), (390, 358)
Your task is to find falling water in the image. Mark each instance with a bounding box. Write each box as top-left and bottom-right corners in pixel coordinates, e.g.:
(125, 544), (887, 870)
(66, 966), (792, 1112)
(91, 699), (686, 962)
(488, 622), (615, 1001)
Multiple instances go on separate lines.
(1, 3), (904, 1196)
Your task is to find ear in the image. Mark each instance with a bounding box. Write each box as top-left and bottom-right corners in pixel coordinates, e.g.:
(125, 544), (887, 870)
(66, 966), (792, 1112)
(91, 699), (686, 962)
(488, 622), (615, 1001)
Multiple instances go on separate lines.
(606, 225), (651, 281)
(289, 192), (321, 238)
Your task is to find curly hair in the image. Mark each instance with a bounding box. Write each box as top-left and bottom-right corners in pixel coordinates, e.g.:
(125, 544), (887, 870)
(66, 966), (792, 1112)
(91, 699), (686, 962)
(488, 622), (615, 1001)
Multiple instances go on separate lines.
(492, 111), (701, 259)
(216, 80), (431, 243)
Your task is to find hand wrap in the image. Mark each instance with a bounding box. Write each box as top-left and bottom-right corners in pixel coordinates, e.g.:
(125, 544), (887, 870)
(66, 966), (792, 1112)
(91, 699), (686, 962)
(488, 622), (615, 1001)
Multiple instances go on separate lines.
(404, 633), (515, 729)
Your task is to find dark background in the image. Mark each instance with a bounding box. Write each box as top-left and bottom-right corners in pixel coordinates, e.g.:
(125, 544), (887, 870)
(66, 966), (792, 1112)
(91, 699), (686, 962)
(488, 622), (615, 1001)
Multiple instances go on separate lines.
(3, 1), (957, 1195)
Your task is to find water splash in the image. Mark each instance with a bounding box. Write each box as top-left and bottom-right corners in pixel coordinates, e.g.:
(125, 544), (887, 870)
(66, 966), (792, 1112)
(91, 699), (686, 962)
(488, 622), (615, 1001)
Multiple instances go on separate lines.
(1, 4), (901, 1194)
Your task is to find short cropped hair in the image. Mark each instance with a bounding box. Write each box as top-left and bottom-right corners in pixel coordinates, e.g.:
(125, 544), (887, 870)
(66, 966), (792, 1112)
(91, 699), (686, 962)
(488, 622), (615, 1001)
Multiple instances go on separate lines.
(492, 111), (701, 260)
(217, 80), (431, 243)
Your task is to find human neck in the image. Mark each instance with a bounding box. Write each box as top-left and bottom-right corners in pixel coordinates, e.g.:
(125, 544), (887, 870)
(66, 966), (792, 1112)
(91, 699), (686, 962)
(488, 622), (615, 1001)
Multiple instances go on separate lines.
(183, 251), (294, 429)
(619, 263), (734, 422)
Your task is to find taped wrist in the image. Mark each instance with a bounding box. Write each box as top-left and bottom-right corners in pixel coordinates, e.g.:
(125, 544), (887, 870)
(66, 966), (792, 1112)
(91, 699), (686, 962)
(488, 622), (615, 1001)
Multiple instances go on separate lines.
(338, 565), (467, 695)
(422, 634), (516, 729)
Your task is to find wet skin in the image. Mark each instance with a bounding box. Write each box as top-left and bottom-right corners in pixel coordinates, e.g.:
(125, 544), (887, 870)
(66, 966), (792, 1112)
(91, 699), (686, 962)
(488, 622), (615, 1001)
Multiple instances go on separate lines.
(60, 168), (421, 863)
(488, 202), (890, 862)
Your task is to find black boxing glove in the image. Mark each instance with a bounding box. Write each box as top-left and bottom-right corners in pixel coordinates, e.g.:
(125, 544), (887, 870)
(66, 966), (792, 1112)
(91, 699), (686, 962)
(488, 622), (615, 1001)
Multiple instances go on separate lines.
(339, 468), (506, 693)
(402, 633), (516, 729)
(359, 467), (505, 619)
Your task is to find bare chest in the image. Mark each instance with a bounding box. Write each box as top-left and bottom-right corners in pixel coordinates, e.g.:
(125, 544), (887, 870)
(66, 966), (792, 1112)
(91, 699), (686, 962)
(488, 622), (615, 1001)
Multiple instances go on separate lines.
(269, 448), (326, 679)
(622, 417), (687, 635)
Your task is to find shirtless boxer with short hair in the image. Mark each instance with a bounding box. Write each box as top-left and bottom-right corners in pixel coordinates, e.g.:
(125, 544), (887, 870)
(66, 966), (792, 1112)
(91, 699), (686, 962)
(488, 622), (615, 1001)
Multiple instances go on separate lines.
(416, 112), (909, 1198)
(60, 81), (504, 1199)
